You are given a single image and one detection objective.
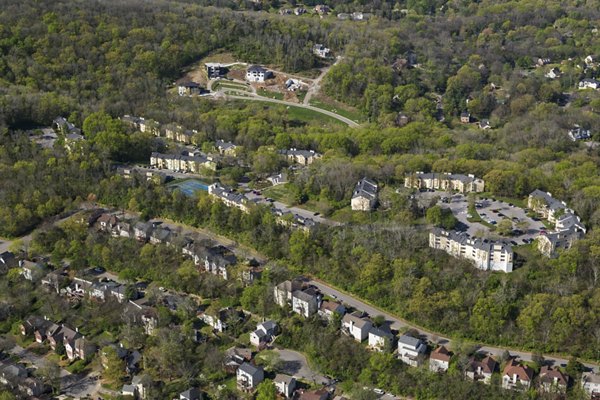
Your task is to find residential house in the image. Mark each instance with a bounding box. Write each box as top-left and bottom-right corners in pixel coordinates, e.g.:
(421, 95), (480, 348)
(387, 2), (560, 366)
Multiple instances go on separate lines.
(122, 384), (137, 398)
(502, 359), (534, 391)
(533, 57), (551, 67)
(429, 346), (451, 372)
(201, 307), (243, 333)
(249, 320), (278, 348)
(141, 309), (158, 335)
(274, 374), (296, 398)
(539, 366), (568, 393)
(149, 226), (173, 245)
(569, 125), (592, 141)
(97, 213), (119, 232)
(0, 251), (17, 271)
(528, 190), (569, 223)
(208, 183), (249, 212)
(216, 139), (237, 156)
(18, 377), (45, 397)
(274, 279), (303, 308)
(465, 356), (497, 384)
(368, 326), (394, 352)
(53, 116), (81, 136)
(545, 67), (561, 79)
(241, 265), (263, 285)
(19, 260), (48, 282)
(280, 148), (322, 165)
(206, 63), (227, 79)
(279, 8), (292, 15)
(404, 171), (485, 193)
(351, 178), (378, 211)
(178, 81), (202, 96)
(429, 229), (514, 273)
(225, 347), (253, 372)
(294, 7), (307, 15)
(314, 5), (330, 14)
(579, 78), (600, 90)
(64, 132), (85, 152)
(582, 372), (600, 399)
(180, 387), (203, 400)
(267, 172), (287, 186)
(134, 222), (153, 242)
(342, 313), (372, 342)
(350, 11), (371, 20)
(237, 362), (264, 391)
(313, 44), (330, 58)
(202, 245), (237, 280)
(397, 335), (427, 367)
(246, 65), (273, 83)
(318, 300), (346, 321)
(395, 112), (410, 127)
(478, 119), (491, 130)
(460, 112), (471, 123)
(117, 220), (133, 238)
(131, 374), (152, 400)
(292, 288), (320, 317)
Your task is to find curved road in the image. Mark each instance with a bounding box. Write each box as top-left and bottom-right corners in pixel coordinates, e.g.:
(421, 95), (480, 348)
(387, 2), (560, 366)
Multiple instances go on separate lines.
(226, 94), (359, 127)
(308, 279), (599, 373)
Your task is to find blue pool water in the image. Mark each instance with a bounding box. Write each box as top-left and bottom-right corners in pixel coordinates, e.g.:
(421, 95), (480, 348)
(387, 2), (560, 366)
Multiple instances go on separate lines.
(169, 179), (209, 196)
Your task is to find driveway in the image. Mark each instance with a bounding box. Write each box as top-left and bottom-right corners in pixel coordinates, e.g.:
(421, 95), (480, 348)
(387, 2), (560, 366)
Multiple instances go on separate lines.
(308, 279), (599, 373)
(273, 348), (329, 385)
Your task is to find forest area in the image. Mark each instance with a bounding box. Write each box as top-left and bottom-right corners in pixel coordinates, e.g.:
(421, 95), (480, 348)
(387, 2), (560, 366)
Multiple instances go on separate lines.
(1, 0), (600, 394)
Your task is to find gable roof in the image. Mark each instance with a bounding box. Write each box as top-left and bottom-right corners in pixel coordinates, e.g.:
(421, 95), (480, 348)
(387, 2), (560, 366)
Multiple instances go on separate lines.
(540, 366), (568, 386)
(503, 359), (533, 381)
(238, 362), (262, 376)
(398, 334), (423, 348)
(430, 345), (451, 362)
(352, 178), (378, 200)
(369, 326), (394, 339)
(274, 373), (295, 384)
(342, 313), (371, 329)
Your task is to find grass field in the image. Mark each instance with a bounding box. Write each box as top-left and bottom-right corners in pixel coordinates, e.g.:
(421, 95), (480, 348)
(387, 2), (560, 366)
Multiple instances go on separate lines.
(285, 105), (345, 125)
(257, 88), (284, 100)
(309, 97), (366, 123)
(212, 81), (250, 92)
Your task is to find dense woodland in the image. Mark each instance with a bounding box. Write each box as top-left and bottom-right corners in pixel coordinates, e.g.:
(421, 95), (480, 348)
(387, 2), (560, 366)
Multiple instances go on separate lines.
(1, 0), (600, 397)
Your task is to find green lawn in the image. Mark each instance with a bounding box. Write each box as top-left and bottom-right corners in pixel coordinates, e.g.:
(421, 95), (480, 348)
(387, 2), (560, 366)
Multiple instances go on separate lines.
(309, 97), (366, 123)
(285, 105), (344, 125)
(262, 184), (295, 204)
(212, 81), (249, 92)
(257, 88), (284, 100)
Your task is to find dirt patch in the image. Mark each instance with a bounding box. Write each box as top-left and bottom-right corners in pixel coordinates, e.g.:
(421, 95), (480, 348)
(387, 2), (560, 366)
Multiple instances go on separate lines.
(228, 69), (246, 81)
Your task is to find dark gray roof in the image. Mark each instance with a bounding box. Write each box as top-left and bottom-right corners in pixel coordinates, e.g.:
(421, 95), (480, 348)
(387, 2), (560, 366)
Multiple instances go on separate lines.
(352, 178), (378, 200)
(369, 326), (394, 339)
(529, 190), (565, 211)
(238, 362), (262, 376)
(398, 334), (423, 348)
(151, 152), (211, 164)
(248, 65), (268, 73)
(216, 140), (236, 150)
(279, 148), (321, 158)
(293, 290), (317, 303)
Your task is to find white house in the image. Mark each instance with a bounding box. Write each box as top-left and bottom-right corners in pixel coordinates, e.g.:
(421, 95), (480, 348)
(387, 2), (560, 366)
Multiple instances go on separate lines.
(274, 374), (296, 398)
(313, 44), (330, 58)
(367, 327), (394, 352)
(397, 335), (427, 367)
(341, 313), (372, 342)
(249, 320), (278, 348)
(579, 78), (600, 90)
(318, 300), (346, 321)
(582, 372), (600, 398)
(502, 359), (533, 391)
(246, 65), (272, 83)
(292, 289), (319, 317)
(539, 366), (568, 393)
(237, 362), (264, 391)
(274, 280), (302, 308)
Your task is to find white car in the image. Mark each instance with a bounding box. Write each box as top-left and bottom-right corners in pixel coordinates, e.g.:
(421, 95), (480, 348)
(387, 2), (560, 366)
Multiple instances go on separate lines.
(374, 388), (385, 395)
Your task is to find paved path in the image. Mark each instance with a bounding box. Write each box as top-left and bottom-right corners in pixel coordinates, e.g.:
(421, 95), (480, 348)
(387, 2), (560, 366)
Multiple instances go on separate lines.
(303, 57), (341, 105)
(273, 348), (329, 385)
(308, 279), (600, 373)
(226, 94), (359, 127)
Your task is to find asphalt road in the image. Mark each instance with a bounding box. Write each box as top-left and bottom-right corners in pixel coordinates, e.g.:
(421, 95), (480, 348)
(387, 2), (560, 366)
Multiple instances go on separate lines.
(226, 94), (360, 127)
(308, 279), (600, 373)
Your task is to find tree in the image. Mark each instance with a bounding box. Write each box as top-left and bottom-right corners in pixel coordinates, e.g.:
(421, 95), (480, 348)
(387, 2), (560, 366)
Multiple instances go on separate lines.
(256, 379), (277, 400)
(426, 205), (457, 229)
(102, 346), (127, 386)
(37, 360), (61, 395)
(496, 219), (513, 236)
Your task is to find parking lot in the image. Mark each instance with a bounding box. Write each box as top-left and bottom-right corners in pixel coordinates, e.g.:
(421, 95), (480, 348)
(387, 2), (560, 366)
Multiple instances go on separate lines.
(415, 191), (546, 245)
